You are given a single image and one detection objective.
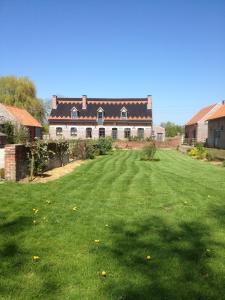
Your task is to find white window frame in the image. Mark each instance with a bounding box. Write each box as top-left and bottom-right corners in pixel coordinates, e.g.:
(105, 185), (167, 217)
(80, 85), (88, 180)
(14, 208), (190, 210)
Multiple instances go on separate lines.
(97, 107), (104, 120)
(120, 107), (128, 119)
(99, 127), (105, 138)
(56, 127), (63, 136)
(86, 127), (92, 138)
(124, 128), (131, 139)
(71, 107), (78, 119)
(70, 127), (77, 136)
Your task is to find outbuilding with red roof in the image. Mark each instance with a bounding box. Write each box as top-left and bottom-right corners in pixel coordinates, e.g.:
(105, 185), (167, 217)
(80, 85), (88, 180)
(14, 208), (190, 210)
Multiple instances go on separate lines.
(184, 103), (221, 144)
(207, 102), (225, 149)
(0, 103), (42, 141)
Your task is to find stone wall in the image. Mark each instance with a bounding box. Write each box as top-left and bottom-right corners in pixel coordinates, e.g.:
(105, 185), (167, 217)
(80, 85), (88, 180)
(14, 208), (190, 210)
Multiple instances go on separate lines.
(49, 125), (152, 140)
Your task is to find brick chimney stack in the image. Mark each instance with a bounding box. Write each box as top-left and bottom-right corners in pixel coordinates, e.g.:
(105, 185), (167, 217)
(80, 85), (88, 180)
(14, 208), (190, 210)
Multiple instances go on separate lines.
(82, 95), (87, 109)
(52, 95), (57, 109)
(147, 95), (152, 110)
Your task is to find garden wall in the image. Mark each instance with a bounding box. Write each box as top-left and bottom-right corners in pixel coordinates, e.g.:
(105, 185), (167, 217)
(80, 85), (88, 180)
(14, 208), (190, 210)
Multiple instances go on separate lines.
(113, 136), (182, 150)
(4, 143), (70, 181)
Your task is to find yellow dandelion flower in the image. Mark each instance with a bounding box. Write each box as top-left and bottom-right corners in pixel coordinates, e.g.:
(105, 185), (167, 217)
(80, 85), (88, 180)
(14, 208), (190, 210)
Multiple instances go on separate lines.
(32, 256), (40, 261)
(94, 240), (100, 243)
(101, 271), (107, 277)
(72, 207), (77, 211)
(146, 255), (151, 260)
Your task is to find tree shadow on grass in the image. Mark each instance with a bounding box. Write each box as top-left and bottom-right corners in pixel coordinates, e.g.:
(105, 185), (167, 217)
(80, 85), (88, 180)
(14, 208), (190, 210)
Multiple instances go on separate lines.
(102, 217), (225, 300)
(0, 215), (61, 298)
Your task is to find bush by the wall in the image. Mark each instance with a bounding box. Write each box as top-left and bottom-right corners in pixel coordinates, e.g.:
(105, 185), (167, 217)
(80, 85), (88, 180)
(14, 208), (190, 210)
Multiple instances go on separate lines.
(94, 137), (112, 155)
(188, 144), (208, 160)
(27, 140), (53, 179)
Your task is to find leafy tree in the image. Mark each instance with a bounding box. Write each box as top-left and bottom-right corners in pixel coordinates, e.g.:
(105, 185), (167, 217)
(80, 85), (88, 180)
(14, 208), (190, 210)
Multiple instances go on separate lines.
(0, 76), (45, 123)
(160, 121), (184, 137)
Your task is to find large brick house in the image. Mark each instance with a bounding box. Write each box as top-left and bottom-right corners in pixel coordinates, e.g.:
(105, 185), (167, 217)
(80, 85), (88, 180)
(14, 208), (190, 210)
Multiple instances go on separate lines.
(0, 103), (42, 141)
(185, 103), (221, 144)
(49, 95), (153, 140)
(207, 102), (225, 149)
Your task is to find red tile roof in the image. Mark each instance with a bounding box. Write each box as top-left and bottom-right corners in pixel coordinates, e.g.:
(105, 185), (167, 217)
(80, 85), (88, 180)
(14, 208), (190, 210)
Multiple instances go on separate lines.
(207, 104), (225, 121)
(186, 104), (217, 126)
(2, 104), (42, 127)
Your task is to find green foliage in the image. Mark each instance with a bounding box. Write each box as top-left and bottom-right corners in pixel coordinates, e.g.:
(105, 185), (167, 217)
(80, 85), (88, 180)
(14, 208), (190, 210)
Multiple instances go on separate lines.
(54, 140), (70, 166)
(14, 125), (29, 144)
(160, 121), (184, 137)
(128, 135), (144, 141)
(69, 140), (96, 160)
(0, 76), (45, 123)
(27, 140), (52, 178)
(141, 140), (157, 161)
(0, 121), (15, 143)
(188, 144), (208, 160)
(222, 160), (225, 167)
(94, 137), (112, 155)
(0, 121), (29, 144)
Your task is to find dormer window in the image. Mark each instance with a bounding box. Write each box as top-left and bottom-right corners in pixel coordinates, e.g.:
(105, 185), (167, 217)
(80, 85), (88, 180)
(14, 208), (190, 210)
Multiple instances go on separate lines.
(120, 107), (127, 119)
(97, 107), (104, 120)
(71, 107), (78, 119)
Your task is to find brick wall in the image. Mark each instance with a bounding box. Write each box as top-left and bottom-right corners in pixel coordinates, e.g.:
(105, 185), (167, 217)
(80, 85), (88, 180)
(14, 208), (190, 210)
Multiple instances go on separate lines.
(113, 137), (182, 150)
(4, 143), (70, 182)
(5, 144), (28, 181)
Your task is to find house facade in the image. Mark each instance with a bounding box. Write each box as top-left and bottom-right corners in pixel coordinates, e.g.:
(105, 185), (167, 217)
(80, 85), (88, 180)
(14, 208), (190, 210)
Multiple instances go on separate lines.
(0, 103), (42, 141)
(48, 95), (153, 140)
(185, 103), (221, 144)
(207, 103), (225, 149)
(153, 125), (165, 142)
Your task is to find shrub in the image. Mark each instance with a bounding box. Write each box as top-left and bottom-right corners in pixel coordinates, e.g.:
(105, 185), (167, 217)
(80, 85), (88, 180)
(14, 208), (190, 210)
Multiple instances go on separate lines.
(141, 140), (157, 161)
(27, 140), (53, 179)
(54, 140), (70, 166)
(188, 145), (207, 160)
(70, 140), (96, 160)
(222, 160), (225, 167)
(0, 121), (29, 144)
(94, 137), (112, 155)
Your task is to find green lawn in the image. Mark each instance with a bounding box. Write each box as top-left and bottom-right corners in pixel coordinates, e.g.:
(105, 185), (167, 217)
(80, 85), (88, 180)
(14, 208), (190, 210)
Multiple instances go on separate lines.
(1, 150), (225, 300)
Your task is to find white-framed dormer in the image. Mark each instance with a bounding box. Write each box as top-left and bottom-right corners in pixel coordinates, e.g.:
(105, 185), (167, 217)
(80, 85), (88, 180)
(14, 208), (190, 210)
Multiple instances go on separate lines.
(120, 107), (128, 119)
(97, 107), (104, 120)
(71, 107), (78, 119)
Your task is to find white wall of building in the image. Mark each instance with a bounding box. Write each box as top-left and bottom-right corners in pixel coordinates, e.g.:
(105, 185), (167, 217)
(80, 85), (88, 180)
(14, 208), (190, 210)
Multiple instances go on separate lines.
(49, 125), (152, 140)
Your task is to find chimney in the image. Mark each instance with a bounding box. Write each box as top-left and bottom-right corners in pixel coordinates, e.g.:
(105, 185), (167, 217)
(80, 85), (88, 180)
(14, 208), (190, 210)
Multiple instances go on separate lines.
(147, 95), (152, 110)
(52, 95), (57, 109)
(82, 95), (87, 109)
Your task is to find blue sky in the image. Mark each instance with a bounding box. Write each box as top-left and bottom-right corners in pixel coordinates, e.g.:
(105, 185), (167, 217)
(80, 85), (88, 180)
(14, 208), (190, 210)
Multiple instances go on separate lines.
(0, 0), (224, 124)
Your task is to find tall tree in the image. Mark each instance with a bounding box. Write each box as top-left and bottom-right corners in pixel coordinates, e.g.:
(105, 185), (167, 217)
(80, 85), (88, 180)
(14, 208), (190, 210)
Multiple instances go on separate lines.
(160, 121), (184, 137)
(0, 76), (45, 123)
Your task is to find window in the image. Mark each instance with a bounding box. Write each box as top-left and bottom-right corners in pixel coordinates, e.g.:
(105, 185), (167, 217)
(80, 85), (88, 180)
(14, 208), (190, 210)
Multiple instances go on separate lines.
(71, 107), (78, 119)
(86, 128), (92, 138)
(112, 128), (118, 140)
(120, 107), (127, 119)
(56, 127), (62, 136)
(99, 128), (105, 138)
(137, 128), (144, 139)
(124, 128), (131, 139)
(97, 111), (103, 119)
(70, 127), (77, 136)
